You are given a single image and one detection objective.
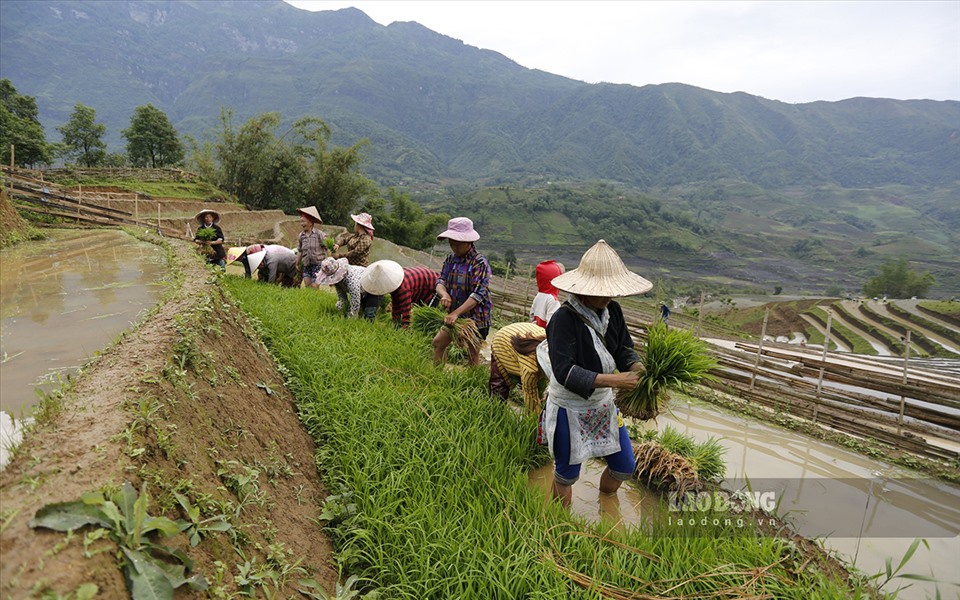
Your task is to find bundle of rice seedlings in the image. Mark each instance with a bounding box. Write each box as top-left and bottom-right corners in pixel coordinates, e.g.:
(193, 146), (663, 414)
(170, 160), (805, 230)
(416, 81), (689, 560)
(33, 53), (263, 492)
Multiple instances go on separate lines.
(633, 441), (702, 496)
(651, 425), (727, 482)
(410, 305), (483, 354)
(617, 321), (717, 420)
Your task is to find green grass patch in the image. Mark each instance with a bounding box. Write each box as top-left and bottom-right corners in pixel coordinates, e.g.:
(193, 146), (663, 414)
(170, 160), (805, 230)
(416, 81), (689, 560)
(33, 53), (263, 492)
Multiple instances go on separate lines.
(223, 277), (868, 599)
(919, 300), (960, 317)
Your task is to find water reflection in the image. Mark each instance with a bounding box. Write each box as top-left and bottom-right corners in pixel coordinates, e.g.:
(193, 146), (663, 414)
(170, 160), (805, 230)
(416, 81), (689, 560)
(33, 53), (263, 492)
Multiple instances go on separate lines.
(0, 230), (165, 419)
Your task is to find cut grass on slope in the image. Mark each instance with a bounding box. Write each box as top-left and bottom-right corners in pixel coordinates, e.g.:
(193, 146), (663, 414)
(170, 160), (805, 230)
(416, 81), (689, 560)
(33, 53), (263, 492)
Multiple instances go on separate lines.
(223, 278), (870, 599)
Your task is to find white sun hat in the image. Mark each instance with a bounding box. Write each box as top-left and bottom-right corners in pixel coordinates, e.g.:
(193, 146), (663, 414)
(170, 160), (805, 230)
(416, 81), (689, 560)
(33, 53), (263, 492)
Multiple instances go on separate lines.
(550, 240), (653, 297)
(361, 260), (404, 295)
(247, 250), (267, 273)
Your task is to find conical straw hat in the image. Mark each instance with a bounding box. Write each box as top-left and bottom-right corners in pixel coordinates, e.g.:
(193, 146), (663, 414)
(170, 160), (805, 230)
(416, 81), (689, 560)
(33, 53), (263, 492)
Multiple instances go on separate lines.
(550, 240), (652, 297)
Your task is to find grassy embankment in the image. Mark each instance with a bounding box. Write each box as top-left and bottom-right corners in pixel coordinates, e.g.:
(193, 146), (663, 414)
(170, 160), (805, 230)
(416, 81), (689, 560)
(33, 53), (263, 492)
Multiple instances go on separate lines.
(224, 277), (870, 598)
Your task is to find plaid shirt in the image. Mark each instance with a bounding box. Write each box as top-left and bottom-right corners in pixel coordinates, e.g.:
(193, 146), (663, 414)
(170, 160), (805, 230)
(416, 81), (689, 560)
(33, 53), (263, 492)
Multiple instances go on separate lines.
(335, 232), (372, 267)
(298, 227), (327, 267)
(438, 247), (492, 329)
(391, 267), (440, 327)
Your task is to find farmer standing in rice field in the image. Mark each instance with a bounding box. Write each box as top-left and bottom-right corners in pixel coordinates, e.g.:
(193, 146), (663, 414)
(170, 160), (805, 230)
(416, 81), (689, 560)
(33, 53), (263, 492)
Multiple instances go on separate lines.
(360, 260), (440, 328)
(537, 240), (651, 508)
(296, 206), (327, 288)
(333, 212), (375, 267)
(193, 209), (226, 269)
(433, 217), (492, 366)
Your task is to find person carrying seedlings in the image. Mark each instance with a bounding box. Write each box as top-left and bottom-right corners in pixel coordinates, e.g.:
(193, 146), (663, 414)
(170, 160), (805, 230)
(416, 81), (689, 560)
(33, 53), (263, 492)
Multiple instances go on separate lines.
(193, 209), (226, 269)
(360, 260), (440, 328)
(316, 256), (380, 320)
(296, 206), (327, 288)
(249, 244), (299, 287)
(489, 321), (548, 413)
(333, 212), (374, 267)
(538, 239), (652, 508)
(433, 217), (492, 366)
(530, 260), (565, 327)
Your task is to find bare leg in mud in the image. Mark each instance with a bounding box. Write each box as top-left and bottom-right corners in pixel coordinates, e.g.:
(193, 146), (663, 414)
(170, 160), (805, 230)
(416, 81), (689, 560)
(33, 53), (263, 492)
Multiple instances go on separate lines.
(599, 467), (623, 495)
(551, 480), (572, 508)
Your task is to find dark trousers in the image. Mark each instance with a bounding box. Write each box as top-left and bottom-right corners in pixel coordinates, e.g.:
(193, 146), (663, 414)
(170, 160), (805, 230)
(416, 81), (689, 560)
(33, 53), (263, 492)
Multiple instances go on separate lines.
(488, 354), (512, 402)
(361, 294), (383, 321)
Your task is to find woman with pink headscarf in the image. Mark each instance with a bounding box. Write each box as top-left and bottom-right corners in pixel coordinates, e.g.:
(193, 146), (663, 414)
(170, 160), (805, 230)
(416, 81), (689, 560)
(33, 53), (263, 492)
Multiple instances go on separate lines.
(530, 260), (565, 327)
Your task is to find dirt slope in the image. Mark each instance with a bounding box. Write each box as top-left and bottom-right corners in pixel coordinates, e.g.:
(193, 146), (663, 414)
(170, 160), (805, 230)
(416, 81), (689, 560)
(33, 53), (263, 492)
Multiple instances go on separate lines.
(0, 235), (336, 598)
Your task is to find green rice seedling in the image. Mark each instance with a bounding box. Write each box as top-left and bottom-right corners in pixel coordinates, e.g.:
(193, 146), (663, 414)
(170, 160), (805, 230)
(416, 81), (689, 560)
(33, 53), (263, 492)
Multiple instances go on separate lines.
(685, 436), (727, 482)
(618, 322), (717, 420)
(221, 278), (874, 600)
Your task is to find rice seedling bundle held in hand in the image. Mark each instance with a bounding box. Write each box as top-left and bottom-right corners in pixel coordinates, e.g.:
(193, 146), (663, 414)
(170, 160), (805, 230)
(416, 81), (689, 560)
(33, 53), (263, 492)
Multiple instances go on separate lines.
(618, 321), (717, 420)
(410, 305), (482, 354)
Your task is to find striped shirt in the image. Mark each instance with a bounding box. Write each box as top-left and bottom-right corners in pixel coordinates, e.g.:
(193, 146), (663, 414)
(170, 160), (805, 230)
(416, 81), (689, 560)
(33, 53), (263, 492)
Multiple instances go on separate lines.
(438, 247), (492, 330)
(392, 267), (440, 327)
(298, 228), (327, 267)
(335, 232), (372, 267)
(491, 322), (547, 411)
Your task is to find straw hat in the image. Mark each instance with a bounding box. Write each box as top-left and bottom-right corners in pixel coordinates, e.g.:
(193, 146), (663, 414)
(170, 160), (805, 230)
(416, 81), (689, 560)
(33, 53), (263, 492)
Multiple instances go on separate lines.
(297, 206), (323, 224)
(247, 250), (267, 273)
(195, 209), (220, 225)
(550, 240), (652, 297)
(351, 212), (374, 231)
(361, 260), (404, 295)
(437, 217), (479, 242)
(225, 246), (246, 265)
(314, 257), (350, 285)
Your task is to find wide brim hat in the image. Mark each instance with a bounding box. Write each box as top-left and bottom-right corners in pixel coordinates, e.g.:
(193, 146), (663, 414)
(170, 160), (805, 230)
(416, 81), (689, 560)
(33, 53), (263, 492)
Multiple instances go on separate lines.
(551, 240), (653, 297)
(361, 260), (404, 295)
(351, 212), (375, 231)
(314, 257), (350, 285)
(437, 217), (479, 242)
(195, 209), (220, 225)
(247, 250), (266, 273)
(225, 246), (246, 265)
(297, 206), (323, 224)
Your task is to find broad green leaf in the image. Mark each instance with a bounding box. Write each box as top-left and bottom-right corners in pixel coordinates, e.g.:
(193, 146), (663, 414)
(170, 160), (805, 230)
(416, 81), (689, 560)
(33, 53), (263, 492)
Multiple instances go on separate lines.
(122, 549), (174, 600)
(114, 482), (139, 535)
(141, 516), (184, 538)
(28, 501), (111, 531)
(75, 582), (99, 600)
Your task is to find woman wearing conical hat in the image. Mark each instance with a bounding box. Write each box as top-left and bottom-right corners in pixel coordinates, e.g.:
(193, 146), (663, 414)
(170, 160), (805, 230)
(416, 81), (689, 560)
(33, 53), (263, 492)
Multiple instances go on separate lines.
(536, 240), (652, 508)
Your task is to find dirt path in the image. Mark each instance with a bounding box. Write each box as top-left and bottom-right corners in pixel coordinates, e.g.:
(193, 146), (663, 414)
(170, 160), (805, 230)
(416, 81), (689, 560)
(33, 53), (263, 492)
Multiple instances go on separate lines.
(0, 234), (336, 598)
(827, 307), (894, 356)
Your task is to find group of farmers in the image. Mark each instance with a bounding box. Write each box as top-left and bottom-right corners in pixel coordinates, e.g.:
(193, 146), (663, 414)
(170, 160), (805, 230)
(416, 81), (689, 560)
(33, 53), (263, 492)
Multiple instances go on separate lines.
(193, 206), (654, 508)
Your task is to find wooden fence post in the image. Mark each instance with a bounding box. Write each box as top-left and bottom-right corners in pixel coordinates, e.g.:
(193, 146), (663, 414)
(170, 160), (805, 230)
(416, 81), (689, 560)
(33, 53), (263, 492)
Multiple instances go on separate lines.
(813, 309), (834, 423)
(897, 330), (912, 434)
(749, 308), (769, 391)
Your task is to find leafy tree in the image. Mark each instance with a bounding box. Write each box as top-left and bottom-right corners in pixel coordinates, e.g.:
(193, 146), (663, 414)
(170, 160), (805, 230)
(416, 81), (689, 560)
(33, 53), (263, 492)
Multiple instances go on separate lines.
(122, 104), (183, 167)
(862, 257), (935, 298)
(0, 79), (51, 167)
(57, 103), (106, 166)
(205, 109), (375, 220)
(363, 188), (448, 250)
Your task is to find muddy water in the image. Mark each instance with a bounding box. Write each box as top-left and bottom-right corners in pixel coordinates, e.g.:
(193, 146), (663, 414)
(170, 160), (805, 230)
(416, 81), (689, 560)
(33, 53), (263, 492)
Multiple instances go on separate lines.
(1, 229), (165, 421)
(529, 397), (959, 599)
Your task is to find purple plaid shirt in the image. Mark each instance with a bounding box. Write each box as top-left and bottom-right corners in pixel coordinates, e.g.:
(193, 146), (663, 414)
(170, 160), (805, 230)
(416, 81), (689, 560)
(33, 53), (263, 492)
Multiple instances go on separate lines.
(437, 247), (492, 329)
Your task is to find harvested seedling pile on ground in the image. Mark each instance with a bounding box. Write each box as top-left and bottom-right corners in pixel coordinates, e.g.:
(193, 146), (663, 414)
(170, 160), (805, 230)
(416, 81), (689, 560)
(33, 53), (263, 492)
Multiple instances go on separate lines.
(224, 278), (871, 599)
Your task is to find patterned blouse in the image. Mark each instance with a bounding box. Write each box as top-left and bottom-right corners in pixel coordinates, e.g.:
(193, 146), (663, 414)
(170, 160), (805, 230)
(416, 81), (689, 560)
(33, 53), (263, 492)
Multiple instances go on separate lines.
(392, 267), (440, 328)
(335, 265), (367, 317)
(298, 227), (327, 267)
(335, 232), (372, 267)
(437, 246), (492, 330)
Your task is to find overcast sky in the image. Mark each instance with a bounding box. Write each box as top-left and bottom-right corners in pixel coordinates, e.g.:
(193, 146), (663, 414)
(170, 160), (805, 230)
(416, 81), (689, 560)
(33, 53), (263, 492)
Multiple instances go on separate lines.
(284, 1), (959, 104)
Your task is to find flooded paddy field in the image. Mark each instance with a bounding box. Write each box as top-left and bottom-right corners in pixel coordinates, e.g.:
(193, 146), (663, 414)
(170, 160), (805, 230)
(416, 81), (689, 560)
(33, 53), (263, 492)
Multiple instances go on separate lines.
(1, 229), (165, 464)
(529, 395), (959, 599)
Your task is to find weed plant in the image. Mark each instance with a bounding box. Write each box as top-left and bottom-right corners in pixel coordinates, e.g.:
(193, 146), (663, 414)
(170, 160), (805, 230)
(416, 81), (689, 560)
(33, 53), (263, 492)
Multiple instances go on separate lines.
(223, 278), (872, 599)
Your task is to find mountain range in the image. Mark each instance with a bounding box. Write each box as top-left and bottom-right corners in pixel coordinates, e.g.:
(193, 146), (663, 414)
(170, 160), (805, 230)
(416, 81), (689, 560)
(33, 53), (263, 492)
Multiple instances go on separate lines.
(1, 0), (958, 295)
